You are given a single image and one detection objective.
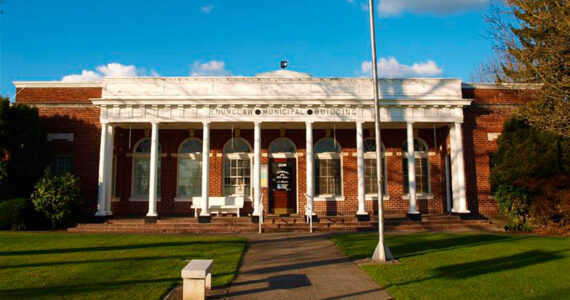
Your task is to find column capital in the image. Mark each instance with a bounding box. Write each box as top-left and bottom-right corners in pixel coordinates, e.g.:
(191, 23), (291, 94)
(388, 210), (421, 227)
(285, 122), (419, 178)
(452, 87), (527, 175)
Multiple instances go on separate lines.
(305, 121), (314, 125)
(254, 121), (263, 126)
(202, 121), (211, 126)
(150, 121), (160, 125)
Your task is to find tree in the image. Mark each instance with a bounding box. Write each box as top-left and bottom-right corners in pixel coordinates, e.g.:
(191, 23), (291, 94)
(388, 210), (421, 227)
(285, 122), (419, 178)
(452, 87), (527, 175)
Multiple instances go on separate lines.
(491, 117), (570, 231)
(0, 97), (50, 199)
(484, 0), (569, 137)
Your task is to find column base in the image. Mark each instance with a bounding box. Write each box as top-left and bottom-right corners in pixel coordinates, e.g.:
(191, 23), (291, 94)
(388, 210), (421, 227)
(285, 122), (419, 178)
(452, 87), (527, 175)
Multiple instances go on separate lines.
(94, 215), (112, 223)
(145, 216), (158, 224)
(198, 215), (211, 223)
(451, 210), (472, 219)
(356, 214), (370, 221)
(406, 212), (422, 221)
(305, 215), (319, 223)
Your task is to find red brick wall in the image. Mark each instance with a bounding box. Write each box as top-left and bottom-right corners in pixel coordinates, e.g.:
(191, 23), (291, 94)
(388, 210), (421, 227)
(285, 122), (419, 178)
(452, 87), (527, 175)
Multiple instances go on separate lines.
(462, 87), (526, 214)
(15, 85), (526, 217)
(16, 87), (101, 104)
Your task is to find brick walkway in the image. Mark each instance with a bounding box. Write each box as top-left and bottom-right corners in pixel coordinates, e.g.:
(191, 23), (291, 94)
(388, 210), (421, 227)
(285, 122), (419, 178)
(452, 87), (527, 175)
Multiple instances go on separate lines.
(165, 232), (392, 299)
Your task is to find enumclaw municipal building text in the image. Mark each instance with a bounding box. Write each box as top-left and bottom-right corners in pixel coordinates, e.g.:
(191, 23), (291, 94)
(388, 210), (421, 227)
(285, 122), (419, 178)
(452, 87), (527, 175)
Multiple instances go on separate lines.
(14, 70), (524, 221)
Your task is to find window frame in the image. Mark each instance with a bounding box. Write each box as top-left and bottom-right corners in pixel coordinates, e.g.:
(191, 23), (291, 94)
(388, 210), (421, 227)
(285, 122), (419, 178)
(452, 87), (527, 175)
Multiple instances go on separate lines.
(222, 137), (253, 198)
(402, 137), (431, 196)
(175, 138), (203, 201)
(363, 139), (388, 199)
(50, 154), (72, 176)
(130, 138), (162, 201)
(314, 137), (344, 200)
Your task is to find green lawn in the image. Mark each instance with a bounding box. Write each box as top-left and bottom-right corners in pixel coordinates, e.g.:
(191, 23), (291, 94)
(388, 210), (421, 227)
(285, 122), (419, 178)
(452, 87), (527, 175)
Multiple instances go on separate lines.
(0, 232), (246, 300)
(331, 233), (570, 300)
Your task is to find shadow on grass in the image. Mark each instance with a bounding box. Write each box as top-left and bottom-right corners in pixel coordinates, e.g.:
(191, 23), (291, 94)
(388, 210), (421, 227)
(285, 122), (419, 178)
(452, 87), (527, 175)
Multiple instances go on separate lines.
(0, 241), (245, 256)
(336, 233), (529, 260)
(383, 249), (569, 289)
(0, 277), (180, 298)
(390, 234), (523, 259)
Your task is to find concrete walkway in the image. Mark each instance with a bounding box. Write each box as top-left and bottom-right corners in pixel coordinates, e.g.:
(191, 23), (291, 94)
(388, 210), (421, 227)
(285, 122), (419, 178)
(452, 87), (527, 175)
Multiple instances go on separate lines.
(223, 232), (391, 299)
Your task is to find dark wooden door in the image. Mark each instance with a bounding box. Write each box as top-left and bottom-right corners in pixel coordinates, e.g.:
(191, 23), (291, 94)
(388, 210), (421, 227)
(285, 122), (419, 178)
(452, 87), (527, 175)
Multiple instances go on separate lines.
(269, 158), (296, 215)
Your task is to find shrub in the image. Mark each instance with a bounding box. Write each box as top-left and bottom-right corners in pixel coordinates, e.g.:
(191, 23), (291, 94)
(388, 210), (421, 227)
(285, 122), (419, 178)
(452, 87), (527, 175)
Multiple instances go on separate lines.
(491, 117), (570, 232)
(31, 173), (83, 229)
(0, 198), (29, 230)
(495, 184), (532, 231)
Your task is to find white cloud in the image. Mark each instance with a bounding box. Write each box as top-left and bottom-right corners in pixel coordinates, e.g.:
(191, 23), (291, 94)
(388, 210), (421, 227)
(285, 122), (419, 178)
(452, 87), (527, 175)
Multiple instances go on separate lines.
(61, 63), (145, 82)
(346, 0), (370, 11)
(190, 60), (231, 77)
(200, 4), (215, 14)
(377, 0), (488, 16)
(361, 57), (443, 78)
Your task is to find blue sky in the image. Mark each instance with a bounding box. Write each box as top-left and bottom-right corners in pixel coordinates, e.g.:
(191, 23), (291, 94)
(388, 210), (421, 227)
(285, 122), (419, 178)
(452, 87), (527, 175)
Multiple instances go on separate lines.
(0, 0), (493, 97)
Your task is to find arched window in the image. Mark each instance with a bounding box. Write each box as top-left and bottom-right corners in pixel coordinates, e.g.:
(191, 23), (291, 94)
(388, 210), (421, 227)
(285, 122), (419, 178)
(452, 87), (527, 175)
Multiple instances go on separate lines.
(268, 138), (297, 154)
(177, 138), (202, 197)
(223, 138), (251, 196)
(402, 138), (430, 194)
(314, 138), (342, 196)
(363, 139), (388, 195)
(132, 138), (162, 198)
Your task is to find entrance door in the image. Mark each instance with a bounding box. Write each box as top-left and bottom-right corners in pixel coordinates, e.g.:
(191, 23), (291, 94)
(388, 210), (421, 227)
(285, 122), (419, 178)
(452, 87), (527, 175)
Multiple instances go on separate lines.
(269, 158), (296, 215)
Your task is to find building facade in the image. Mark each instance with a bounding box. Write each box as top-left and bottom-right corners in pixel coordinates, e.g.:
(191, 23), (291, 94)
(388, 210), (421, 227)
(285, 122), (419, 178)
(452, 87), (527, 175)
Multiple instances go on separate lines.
(14, 71), (525, 221)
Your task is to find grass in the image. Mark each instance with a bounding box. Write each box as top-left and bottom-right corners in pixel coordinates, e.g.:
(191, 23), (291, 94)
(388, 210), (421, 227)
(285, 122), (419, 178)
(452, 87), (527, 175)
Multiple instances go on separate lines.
(0, 232), (246, 300)
(331, 232), (570, 300)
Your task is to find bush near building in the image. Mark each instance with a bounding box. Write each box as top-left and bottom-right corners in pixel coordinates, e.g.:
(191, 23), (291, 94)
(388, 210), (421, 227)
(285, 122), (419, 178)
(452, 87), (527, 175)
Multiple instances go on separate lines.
(30, 173), (83, 229)
(491, 117), (570, 233)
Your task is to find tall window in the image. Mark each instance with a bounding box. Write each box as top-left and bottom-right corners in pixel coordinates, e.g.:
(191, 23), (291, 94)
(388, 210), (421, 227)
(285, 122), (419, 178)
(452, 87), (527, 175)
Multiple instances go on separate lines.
(363, 139), (387, 195)
(50, 155), (72, 176)
(132, 138), (161, 197)
(402, 138), (430, 194)
(223, 138), (251, 196)
(315, 138), (342, 196)
(177, 138), (203, 197)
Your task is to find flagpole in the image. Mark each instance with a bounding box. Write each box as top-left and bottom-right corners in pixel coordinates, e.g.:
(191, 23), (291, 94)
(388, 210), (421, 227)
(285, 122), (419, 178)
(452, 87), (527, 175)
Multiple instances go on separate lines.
(369, 0), (392, 262)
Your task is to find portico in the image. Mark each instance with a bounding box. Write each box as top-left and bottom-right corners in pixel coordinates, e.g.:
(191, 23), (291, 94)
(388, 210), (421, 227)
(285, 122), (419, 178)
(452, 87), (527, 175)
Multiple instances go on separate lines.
(93, 73), (472, 221)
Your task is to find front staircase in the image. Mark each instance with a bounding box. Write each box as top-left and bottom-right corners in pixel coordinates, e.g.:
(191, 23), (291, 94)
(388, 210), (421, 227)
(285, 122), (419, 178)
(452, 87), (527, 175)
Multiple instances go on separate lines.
(68, 214), (503, 234)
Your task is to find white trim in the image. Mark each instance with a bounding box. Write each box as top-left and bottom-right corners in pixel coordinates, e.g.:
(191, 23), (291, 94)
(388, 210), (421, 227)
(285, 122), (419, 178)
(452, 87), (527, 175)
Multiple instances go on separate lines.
(315, 153), (342, 159)
(129, 197), (162, 202)
(365, 194), (390, 201)
(402, 194), (434, 200)
(174, 196), (201, 202)
(314, 195), (345, 202)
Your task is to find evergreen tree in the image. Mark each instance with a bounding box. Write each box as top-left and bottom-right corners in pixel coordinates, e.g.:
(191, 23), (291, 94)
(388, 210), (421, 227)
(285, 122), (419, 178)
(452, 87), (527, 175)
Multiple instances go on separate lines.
(485, 0), (569, 136)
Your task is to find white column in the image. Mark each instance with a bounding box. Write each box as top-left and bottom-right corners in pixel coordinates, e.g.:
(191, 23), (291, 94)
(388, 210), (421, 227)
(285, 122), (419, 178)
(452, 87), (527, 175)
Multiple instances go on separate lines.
(406, 122), (419, 214)
(95, 122), (110, 216)
(252, 121), (262, 216)
(200, 122), (211, 216)
(305, 121), (314, 215)
(147, 122), (159, 217)
(453, 122), (470, 213)
(449, 125), (460, 211)
(356, 122), (367, 216)
(104, 124), (114, 215)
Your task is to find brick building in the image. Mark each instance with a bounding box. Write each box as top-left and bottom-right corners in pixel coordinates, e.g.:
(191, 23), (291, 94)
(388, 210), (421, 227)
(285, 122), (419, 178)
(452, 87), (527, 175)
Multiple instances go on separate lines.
(14, 70), (521, 222)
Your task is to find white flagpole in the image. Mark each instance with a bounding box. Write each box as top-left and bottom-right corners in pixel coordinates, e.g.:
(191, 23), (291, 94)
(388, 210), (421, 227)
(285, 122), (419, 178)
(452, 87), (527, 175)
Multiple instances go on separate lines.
(369, 0), (392, 262)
